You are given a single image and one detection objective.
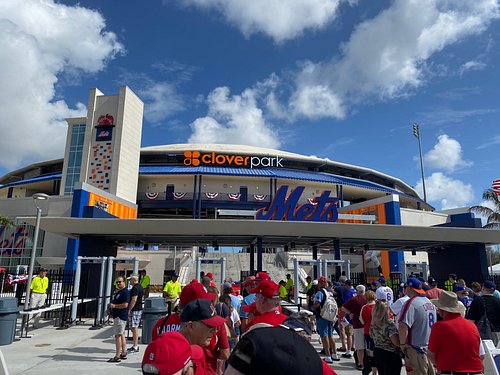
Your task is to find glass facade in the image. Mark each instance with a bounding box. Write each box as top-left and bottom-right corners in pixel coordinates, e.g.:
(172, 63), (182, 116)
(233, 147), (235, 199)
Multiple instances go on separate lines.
(0, 221), (45, 272)
(64, 124), (86, 195)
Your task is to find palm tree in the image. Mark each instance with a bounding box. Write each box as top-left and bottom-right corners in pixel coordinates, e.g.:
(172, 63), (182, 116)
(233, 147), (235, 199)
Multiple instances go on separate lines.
(469, 189), (500, 229)
(0, 214), (14, 228)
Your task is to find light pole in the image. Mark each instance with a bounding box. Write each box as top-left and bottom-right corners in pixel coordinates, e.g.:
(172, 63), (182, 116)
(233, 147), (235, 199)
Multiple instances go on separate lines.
(412, 123), (427, 202)
(24, 193), (49, 310)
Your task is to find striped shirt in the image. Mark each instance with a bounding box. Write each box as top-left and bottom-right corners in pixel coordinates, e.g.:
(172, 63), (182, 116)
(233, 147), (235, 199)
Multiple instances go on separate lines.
(399, 295), (436, 348)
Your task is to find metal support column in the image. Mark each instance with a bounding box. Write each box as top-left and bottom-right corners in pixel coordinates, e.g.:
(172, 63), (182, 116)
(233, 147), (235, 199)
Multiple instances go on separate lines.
(221, 257), (226, 285)
(312, 245), (318, 279)
(104, 256), (115, 318)
(196, 257), (202, 282)
(334, 240), (341, 278)
(133, 257), (139, 274)
(96, 257), (107, 326)
(344, 259), (351, 280)
(256, 237), (263, 272)
(249, 245), (255, 274)
(293, 257), (299, 304)
(70, 256), (82, 324)
(400, 261), (407, 282)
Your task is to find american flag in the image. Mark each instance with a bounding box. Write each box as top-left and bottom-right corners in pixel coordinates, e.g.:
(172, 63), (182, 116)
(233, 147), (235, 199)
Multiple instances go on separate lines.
(493, 179), (500, 195)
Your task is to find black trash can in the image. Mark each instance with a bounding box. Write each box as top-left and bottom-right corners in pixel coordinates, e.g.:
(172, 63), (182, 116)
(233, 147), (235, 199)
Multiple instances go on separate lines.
(0, 297), (19, 345)
(141, 297), (167, 345)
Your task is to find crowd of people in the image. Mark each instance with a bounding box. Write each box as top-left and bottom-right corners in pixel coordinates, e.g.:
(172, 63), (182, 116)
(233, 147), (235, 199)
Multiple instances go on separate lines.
(107, 269), (500, 375)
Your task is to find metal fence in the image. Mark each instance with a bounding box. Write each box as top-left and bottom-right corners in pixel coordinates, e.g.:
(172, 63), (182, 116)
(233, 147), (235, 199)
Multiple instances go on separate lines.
(0, 269), (98, 326)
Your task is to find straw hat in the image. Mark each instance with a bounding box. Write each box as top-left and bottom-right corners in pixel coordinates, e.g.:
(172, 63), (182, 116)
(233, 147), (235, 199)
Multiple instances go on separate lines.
(431, 290), (466, 315)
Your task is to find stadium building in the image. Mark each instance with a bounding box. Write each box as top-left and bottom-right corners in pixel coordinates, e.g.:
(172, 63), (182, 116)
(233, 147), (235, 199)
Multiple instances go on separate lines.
(1, 87), (498, 285)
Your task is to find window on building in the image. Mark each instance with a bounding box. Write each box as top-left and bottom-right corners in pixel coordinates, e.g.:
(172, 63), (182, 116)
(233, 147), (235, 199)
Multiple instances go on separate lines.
(64, 124), (86, 195)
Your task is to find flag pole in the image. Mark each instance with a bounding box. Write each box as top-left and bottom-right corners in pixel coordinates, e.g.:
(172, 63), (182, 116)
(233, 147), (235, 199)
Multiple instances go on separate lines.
(413, 123), (427, 202)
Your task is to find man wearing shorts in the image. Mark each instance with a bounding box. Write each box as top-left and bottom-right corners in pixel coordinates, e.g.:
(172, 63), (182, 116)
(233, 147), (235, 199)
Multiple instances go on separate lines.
(398, 277), (437, 375)
(343, 285), (367, 370)
(108, 276), (130, 362)
(127, 273), (144, 353)
(313, 276), (340, 363)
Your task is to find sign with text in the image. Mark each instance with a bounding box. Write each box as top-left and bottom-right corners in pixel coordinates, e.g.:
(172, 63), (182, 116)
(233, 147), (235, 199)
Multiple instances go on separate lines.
(184, 151), (284, 168)
(256, 186), (339, 222)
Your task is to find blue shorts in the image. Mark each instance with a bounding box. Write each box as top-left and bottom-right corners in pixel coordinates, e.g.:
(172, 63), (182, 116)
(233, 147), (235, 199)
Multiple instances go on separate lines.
(316, 317), (333, 337)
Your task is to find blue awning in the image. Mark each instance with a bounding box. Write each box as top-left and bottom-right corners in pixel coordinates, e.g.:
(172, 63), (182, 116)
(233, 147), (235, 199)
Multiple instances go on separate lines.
(0, 173), (62, 189)
(139, 165), (401, 195)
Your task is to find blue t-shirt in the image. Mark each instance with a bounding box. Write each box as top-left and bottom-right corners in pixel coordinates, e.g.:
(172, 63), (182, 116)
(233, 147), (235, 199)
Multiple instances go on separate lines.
(313, 289), (327, 319)
(239, 293), (256, 319)
(111, 288), (130, 321)
(230, 294), (241, 315)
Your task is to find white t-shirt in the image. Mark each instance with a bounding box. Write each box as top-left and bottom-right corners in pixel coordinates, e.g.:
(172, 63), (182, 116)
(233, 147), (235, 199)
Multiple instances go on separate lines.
(376, 286), (394, 306)
(230, 308), (240, 326)
(390, 295), (410, 323)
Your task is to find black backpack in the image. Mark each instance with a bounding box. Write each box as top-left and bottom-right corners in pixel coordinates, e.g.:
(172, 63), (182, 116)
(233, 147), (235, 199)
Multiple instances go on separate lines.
(476, 297), (499, 346)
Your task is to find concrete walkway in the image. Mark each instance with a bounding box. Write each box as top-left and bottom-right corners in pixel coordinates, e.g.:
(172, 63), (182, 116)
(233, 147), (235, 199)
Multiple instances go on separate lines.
(0, 318), (390, 375)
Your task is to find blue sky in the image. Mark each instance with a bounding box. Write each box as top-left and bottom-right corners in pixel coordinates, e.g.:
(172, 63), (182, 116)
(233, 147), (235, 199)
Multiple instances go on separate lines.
(1, 0), (499, 211)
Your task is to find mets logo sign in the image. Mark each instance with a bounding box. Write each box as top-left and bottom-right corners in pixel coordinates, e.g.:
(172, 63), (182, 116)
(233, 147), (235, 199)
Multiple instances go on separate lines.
(256, 186), (339, 222)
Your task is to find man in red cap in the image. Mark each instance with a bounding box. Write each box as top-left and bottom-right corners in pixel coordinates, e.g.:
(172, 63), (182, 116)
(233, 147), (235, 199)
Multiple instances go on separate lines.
(152, 280), (217, 340)
(206, 272), (216, 287)
(240, 276), (259, 332)
(180, 298), (229, 375)
(245, 279), (287, 331)
(142, 331), (206, 375)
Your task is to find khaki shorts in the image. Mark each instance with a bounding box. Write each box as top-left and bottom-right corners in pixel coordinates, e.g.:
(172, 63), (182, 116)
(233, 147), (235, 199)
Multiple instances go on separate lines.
(353, 328), (365, 349)
(405, 346), (435, 375)
(113, 317), (127, 335)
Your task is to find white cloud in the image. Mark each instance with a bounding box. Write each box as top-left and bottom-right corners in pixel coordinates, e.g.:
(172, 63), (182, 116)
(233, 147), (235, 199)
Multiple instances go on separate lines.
(0, 0), (123, 170)
(183, 0), (342, 43)
(139, 82), (185, 125)
(459, 60), (487, 75)
(289, 85), (345, 119)
(417, 172), (474, 209)
(424, 134), (472, 172)
(477, 134), (500, 150)
(188, 87), (280, 149)
(289, 0), (500, 119)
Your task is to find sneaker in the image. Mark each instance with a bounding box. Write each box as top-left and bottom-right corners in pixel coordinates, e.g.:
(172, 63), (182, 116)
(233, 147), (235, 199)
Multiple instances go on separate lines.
(127, 346), (139, 353)
(323, 356), (333, 364)
(356, 364), (364, 370)
(337, 347), (347, 352)
(341, 352), (352, 358)
(331, 353), (341, 361)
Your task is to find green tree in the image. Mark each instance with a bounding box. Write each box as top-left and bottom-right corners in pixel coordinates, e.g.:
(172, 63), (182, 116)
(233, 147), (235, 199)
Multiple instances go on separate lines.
(469, 189), (500, 229)
(0, 214), (14, 228)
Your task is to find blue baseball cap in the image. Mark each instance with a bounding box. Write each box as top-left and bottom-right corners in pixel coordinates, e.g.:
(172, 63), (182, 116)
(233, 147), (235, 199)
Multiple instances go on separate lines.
(483, 280), (496, 291)
(405, 278), (425, 294)
(378, 277), (386, 284)
(371, 281), (378, 287)
(455, 285), (466, 292)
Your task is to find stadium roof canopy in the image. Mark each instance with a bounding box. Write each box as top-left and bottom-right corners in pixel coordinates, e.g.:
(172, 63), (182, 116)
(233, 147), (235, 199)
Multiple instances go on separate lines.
(20, 217), (500, 252)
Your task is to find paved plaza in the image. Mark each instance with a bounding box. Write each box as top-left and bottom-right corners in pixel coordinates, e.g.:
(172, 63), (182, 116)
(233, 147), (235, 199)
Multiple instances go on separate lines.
(0, 318), (379, 375)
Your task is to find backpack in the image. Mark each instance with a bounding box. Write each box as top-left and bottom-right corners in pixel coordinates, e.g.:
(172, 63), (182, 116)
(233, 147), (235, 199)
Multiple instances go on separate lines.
(320, 289), (338, 323)
(476, 297), (499, 346)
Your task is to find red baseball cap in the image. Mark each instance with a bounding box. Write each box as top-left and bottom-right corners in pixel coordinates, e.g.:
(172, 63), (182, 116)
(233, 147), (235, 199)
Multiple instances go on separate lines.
(243, 276), (258, 286)
(250, 279), (280, 299)
(256, 272), (270, 282)
(317, 276), (328, 283)
(142, 332), (191, 375)
(180, 299), (226, 327)
(206, 272), (213, 280)
(179, 281), (217, 306)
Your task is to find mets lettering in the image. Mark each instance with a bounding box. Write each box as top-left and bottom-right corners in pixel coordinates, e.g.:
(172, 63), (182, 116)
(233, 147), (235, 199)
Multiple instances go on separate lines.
(256, 186), (339, 222)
